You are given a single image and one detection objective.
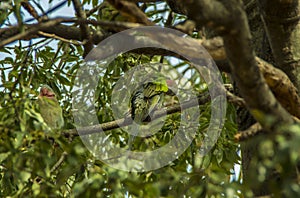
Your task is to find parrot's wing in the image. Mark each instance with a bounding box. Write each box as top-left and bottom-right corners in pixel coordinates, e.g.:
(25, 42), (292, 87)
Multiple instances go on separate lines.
(37, 97), (64, 129)
(143, 80), (168, 98)
(146, 94), (162, 121)
(130, 90), (145, 123)
(128, 78), (169, 150)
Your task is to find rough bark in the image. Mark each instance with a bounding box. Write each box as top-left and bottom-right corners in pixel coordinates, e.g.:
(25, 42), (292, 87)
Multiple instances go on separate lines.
(258, 0), (300, 91)
(242, 0), (300, 196)
(182, 0), (294, 129)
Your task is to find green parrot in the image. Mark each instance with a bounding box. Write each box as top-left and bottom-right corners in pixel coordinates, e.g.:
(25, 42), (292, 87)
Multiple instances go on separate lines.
(37, 85), (64, 129)
(128, 78), (176, 149)
(131, 79), (176, 123)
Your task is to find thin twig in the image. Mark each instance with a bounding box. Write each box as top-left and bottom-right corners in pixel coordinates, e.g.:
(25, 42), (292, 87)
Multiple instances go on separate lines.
(235, 116), (300, 142)
(234, 123), (263, 142)
(107, 0), (154, 25)
(37, 31), (84, 45)
(86, 5), (103, 17)
(226, 90), (246, 107)
(50, 151), (68, 173)
(21, 1), (41, 22)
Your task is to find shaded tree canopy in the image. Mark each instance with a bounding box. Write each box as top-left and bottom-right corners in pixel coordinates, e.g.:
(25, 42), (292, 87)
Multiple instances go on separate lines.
(0, 0), (300, 197)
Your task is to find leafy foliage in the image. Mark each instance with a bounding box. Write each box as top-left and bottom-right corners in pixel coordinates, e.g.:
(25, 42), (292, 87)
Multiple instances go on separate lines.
(0, 42), (240, 197)
(2, 0), (299, 197)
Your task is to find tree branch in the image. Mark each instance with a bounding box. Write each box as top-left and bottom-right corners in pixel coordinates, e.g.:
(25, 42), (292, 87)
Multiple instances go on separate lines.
(192, 38), (300, 118)
(63, 90), (244, 137)
(1, 17), (299, 120)
(50, 151), (68, 173)
(63, 92), (210, 137)
(183, 0), (295, 131)
(72, 0), (93, 57)
(0, 18), (66, 48)
(234, 123), (263, 142)
(226, 90), (246, 107)
(235, 116), (300, 142)
(107, 0), (154, 25)
(37, 31), (84, 45)
(0, 18), (143, 48)
(21, 1), (41, 22)
(256, 57), (300, 118)
(258, 0), (300, 90)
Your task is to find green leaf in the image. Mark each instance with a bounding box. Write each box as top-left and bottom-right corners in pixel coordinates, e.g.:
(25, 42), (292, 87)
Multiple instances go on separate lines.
(0, 152), (10, 163)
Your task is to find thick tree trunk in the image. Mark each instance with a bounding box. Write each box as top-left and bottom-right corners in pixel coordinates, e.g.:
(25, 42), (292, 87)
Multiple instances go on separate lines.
(241, 0), (300, 196)
(239, 0), (279, 196)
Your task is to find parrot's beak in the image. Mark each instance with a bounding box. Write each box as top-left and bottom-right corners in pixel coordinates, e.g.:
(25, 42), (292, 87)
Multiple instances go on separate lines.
(39, 87), (56, 99)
